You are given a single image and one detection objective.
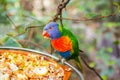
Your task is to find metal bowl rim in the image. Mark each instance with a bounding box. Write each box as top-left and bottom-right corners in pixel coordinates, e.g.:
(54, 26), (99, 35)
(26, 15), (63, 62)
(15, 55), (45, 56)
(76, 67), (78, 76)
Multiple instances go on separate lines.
(0, 47), (84, 80)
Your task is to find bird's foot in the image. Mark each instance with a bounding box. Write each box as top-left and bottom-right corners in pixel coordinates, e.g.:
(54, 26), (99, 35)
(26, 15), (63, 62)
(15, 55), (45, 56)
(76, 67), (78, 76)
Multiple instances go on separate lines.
(55, 58), (65, 64)
(61, 58), (65, 64)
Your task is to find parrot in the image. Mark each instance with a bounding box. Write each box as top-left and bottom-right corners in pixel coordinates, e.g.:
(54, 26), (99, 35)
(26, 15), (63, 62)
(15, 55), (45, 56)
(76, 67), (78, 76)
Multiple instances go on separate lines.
(42, 22), (83, 72)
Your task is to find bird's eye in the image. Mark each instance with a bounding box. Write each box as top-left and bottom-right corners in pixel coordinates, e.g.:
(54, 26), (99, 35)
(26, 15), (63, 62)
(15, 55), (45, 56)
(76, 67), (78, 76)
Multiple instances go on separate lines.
(49, 26), (52, 30)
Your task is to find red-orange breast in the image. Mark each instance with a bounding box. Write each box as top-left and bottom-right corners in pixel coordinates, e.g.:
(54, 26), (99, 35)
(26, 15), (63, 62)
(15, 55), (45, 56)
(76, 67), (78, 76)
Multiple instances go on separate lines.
(51, 36), (72, 52)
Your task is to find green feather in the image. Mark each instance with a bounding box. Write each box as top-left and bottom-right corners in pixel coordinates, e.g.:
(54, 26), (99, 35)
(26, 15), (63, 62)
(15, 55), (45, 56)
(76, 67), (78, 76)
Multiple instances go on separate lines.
(59, 26), (79, 58)
(58, 26), (63, 32)
(58, 26), (83, 72)
(75, 56), (83, 73)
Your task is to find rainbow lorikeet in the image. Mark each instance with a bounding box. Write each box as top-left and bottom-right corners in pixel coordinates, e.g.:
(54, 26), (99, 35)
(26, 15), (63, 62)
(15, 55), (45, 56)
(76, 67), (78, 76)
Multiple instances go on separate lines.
(42, 22), (83, 72)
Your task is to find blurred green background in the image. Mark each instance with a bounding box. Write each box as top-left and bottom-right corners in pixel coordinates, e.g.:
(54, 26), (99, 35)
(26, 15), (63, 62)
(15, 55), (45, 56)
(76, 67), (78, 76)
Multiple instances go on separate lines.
(0, 0), (120, 80)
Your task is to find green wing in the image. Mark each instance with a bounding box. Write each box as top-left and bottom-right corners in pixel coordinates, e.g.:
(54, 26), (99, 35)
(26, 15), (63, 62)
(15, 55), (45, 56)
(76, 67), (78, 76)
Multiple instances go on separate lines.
(59, 26), (79, 59)
(59, 26), (83, 72)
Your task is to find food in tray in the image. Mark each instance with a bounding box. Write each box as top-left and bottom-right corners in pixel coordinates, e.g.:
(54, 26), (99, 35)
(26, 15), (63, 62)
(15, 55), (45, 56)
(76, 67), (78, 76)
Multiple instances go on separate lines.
(0, 50), (71, 80)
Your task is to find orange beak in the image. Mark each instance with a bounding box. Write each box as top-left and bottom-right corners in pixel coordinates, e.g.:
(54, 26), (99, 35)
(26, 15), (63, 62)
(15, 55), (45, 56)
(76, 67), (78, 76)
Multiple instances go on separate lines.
(42, 31), (50, 38)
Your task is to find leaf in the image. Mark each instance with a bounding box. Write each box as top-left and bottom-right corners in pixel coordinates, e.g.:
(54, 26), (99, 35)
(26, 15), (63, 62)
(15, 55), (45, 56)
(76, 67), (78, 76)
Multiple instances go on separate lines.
(113, 2), (120, 12)
(103, 22), (120, 28)
(106, 47), (113, 53)
(0, 35), (8, 45)
(0, 0), (7, 4)
(85, 13), (98, 18)
(101, 75), (107, 80)
(113, 40), (119, 45)
(106, 60), (116, 66)
(113, 2), (119, 7)
(89, 62), (96, 68)
(108, 66), (114, 77)
(6, 0), (19, 3)
(3, 37), (22, 47)
(7, 31), (17, 37)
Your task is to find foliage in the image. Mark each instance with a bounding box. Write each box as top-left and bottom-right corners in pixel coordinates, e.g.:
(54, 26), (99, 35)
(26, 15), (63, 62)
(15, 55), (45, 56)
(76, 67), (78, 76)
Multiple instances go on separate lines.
(0, 0), (120, 80)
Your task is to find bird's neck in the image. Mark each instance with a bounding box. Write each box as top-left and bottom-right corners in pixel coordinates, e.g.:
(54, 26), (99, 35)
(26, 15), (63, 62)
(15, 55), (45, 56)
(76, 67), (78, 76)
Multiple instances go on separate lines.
(51, 36), (62, 40)
(50, 32), (62, 40)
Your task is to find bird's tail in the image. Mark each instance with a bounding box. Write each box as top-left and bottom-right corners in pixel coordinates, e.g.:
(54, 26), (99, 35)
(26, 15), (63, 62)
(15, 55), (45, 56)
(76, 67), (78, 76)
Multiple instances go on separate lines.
(75, 56), (83, 73)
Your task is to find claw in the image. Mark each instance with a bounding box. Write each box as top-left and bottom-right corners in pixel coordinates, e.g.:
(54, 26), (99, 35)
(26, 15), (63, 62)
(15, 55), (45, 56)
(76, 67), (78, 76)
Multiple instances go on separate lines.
(55, 58), (65, 64)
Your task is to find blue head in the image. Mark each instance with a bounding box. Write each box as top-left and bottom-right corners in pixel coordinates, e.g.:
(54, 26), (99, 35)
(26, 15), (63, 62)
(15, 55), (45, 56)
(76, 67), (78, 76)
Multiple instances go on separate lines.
(42, 22), (62, 39)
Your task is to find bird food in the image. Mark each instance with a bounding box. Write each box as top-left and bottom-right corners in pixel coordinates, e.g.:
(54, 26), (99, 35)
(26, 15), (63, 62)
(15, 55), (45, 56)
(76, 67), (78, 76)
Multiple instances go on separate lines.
(0, 50), (71, 80)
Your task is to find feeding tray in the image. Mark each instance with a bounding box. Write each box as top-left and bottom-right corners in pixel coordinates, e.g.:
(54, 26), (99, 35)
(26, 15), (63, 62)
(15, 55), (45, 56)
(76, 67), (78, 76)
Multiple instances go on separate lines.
(0, 47), (84, 80)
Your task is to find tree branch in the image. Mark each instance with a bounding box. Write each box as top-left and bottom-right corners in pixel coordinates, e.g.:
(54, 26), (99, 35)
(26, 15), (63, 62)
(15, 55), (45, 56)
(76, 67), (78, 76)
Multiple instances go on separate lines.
(53, 0), (71, 22)
(79, 50), (103, 80)
(58, 12), (116, 22)
(18, 40), (49, 53)
(6, 14), (16, 29)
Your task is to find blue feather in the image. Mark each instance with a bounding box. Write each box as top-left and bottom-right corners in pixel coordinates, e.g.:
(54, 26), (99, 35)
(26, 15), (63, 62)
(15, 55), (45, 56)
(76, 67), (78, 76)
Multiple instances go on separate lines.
(57, 50), (71, 58)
